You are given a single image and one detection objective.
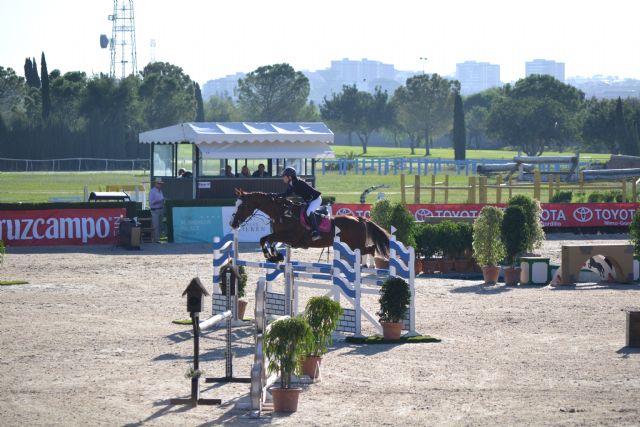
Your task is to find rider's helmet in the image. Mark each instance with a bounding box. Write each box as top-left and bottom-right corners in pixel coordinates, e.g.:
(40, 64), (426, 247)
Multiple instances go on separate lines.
(281, 167), (297, 179)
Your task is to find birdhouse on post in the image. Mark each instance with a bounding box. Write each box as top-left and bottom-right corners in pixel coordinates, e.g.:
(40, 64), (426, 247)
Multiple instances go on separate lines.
(182, 277), (210, 313)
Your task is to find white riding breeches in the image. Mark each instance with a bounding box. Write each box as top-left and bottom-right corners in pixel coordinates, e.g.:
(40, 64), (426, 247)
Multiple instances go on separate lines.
(306, 196), (322, 216)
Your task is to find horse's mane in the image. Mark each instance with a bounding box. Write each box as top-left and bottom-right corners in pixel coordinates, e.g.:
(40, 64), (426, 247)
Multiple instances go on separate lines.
(239, 191), (299, 207)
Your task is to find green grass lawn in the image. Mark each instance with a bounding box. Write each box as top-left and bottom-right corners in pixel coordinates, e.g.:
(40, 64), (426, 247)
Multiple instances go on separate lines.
(0, 148), (613, 204)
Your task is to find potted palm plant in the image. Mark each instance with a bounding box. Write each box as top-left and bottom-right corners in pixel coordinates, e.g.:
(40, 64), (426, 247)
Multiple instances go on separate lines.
(501, 206), (529, 286)
(219, 263), (248, 319)
(377, 277), (411, 340)
(264, 316), (314, 412)
(301, 296), (343, 379)
(473, 206), (505, 284)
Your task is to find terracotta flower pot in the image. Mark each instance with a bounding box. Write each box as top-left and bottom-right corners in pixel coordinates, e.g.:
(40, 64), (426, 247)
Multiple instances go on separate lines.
(503, 266), (521, 286)
(381, 321), (402, 340)
(482, 265), (501, 284)
(237, 299), (248, 320)
(301, 355), (322, 379)
(271, 387), (302, 412)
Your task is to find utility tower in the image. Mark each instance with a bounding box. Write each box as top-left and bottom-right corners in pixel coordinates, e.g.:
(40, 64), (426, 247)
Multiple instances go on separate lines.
(108, 0), (138, 78)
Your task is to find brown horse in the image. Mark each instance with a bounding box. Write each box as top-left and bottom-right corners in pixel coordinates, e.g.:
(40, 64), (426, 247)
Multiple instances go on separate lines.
(230, 189), (389, 263)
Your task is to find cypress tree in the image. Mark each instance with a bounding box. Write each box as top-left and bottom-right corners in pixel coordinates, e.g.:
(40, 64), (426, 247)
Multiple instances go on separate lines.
(453, 91), (466, 161)
(614, 97), (627, 154)
(194, 82), (204, 122)
(41, 52), (51, 120)
(24, 57), (35, 87)
(31, 57), (40, 88)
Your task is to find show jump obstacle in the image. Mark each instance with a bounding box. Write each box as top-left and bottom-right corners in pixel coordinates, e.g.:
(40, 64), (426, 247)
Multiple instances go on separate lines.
(557, 244), (634, 285)
(212, 228), (417, 337)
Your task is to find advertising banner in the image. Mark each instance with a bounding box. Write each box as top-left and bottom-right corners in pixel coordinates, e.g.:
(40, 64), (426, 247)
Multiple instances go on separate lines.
(221, 207), (272, 242)
(172, 207), (224, 243)
(0, 208), (126, 246)
(332, 203), (640, 228)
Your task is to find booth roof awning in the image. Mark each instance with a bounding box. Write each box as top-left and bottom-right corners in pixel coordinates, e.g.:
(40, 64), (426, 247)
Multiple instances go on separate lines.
(139, 122), (335, 159)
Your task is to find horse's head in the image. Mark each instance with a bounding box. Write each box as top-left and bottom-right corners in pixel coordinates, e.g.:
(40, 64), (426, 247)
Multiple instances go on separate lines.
(230, 188), (255, 229)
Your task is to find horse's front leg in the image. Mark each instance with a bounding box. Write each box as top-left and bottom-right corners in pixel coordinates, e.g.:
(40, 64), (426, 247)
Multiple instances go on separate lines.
(259, 234), (275, 260)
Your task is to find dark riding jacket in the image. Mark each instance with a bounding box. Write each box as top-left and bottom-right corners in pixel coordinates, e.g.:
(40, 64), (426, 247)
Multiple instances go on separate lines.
(280, 178), (321, 202)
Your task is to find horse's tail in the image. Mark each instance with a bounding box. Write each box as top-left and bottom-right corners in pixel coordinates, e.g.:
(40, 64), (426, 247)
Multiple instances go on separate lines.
(363, 218), (390, 259)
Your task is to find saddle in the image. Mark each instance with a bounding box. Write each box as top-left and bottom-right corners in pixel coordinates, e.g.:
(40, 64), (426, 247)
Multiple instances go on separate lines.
(300, 207), (331, 232)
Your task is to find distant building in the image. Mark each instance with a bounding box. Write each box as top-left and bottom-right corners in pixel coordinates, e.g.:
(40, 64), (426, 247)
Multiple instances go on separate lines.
(455, 61), (501, 95)
(567, 76), (640, 99)
(525, 59), (565, 82)
(201, 72), (245, 101)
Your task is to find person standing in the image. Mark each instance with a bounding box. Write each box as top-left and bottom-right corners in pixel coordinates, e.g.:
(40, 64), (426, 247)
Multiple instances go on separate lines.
(149, 177), (165, 243)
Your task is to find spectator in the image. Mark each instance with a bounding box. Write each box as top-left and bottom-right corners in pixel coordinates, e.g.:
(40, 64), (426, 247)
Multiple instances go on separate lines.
(252, 163), (269, 177)
(148, 177), (165, 243)
(240, 165), (251, 177)
(178, 168), (193, 178)
(224, 165), (234, 177)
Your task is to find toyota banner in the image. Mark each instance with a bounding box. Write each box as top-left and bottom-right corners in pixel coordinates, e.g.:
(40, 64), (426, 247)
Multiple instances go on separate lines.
(332, 203), (640, 228)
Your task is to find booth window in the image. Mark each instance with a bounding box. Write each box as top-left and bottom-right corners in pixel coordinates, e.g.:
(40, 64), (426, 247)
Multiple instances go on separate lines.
(153, 144), (173, 176)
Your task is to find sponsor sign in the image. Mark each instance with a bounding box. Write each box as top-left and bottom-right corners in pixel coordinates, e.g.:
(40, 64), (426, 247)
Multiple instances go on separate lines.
(0, 208), (126, 246)
(332, 203), (640, 228)
(221, 207), (272, 242)
(172, 207), (224, 243)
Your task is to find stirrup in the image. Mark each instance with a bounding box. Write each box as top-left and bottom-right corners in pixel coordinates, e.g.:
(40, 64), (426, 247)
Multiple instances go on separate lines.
(311, 231), (321, 241)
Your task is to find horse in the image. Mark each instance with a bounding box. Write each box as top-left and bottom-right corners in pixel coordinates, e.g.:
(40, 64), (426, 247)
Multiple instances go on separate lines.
(230, 189), (389, 263)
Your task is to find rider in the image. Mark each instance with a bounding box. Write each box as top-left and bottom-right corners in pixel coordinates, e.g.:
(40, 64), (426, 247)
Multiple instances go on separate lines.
(279, 167), (322, 241)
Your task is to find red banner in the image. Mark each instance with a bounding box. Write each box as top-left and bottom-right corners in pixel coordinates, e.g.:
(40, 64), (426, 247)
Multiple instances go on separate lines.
(332, 203), (640, 228)
(0, 208), (127, 246)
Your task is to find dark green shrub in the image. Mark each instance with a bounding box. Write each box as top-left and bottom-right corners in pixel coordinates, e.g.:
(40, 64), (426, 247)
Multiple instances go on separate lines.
(370, 199), (393, 231)
(377, 277), (411, 323)
(219, 264), (247, 298)
(304, 296), (343, 357)
(630, 210), (640, 257)
(436, 220), (459, 259)
(414, 223), (441, 259)
(508, 194), (544, 252)
(389, 202), (416, 248)
(549, 191), (572, 203)
(456, 222), (474, 258)
(501, 206), (530, 265)
(264, 317), (314, 389)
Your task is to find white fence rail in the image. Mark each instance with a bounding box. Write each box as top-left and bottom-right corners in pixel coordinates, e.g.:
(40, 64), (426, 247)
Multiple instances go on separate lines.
(0, 157), (150, 172)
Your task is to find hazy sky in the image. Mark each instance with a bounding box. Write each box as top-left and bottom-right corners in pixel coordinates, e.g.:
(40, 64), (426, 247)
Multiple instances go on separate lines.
(1, 0), (639, 85)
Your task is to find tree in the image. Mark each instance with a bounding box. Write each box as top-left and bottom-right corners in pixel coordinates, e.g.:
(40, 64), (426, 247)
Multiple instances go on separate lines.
(0, 66), (26, 122)
(452, 92), (466, 160)
(24, 57), (40, 88)
(237, 63), (309, 121)
(321, 84), (360, 147)
(466, 106), (489, 149)
(393, 74), (459, 156)
(321, 85), (393, 153)
(204, 94), (242, 121)
(582, 98), (615, 153)
(139, 62), (196, 129)
(41, 52), (51, 120)
(194, 82), (204, 122)
(510, 74), (584, 112)
(49, 70), (87, 131)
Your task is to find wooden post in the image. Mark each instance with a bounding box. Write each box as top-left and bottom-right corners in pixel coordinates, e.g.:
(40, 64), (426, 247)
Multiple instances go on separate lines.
(444, 174), (449, 204)
(468, 176), (476, 204)
(555, 175), (561, 197)
(414, 175), (420, 204)
(533, 169), (541, 201)
(479, 176), (488, 204)
(496, 174), (502, 204)
(508, 176), (513, 200)
(548, 176), (553, 202)
(431, 174), (436, 203)
(400, 174), (406, 204)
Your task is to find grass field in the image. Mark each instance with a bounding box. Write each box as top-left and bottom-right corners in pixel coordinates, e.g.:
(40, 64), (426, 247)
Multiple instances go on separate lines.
(0, 148), (614, 204)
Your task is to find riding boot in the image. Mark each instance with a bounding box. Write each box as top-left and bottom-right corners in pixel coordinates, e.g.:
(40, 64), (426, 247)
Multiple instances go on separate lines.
(308, 213), (321, 241)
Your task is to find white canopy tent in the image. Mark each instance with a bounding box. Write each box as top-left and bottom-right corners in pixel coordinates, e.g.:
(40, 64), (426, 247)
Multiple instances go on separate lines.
(139, 122), (335, 159)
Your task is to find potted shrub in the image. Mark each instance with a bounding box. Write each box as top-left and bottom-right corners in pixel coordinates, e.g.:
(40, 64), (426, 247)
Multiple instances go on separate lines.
(501, 206), (529, 286)
(219, 263), (248, 319)
(436, 221), (457, 273)
(473, 206), (505, 284)
(370, 199), (393, 231)
(415, 223), (440, 273)
(453, 221), (474, 272)
(301, 296), (343, 379)
(264, 316), (314, 412)
(508, 194), (545, 255)
(377, 277), (411, 340)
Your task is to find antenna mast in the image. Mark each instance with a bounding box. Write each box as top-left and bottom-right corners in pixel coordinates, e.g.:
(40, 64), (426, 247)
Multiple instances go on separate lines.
(108, 0), (138, 78)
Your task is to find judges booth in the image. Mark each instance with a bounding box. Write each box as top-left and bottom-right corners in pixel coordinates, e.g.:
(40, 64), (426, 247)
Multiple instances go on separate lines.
(138, 122), (335, 200)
